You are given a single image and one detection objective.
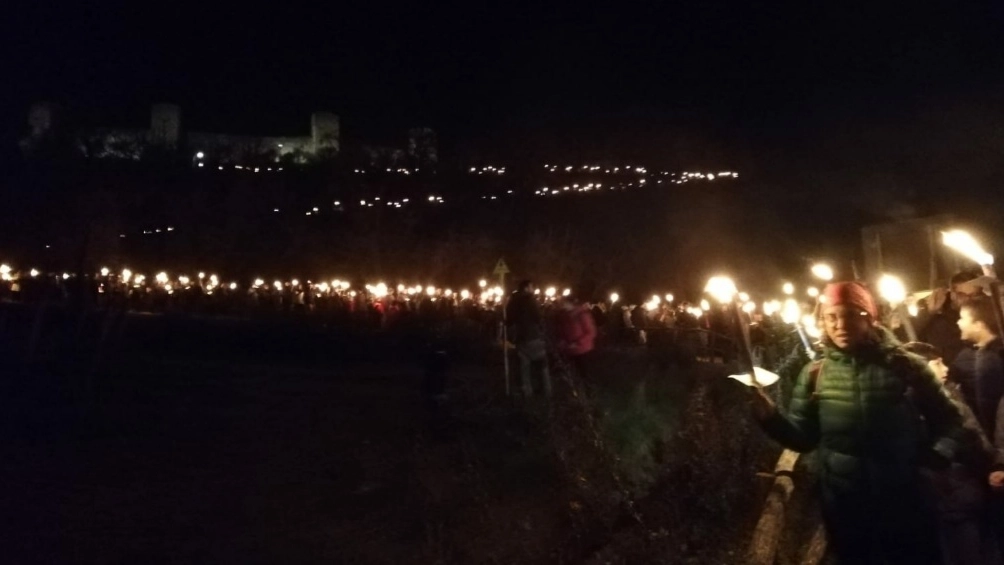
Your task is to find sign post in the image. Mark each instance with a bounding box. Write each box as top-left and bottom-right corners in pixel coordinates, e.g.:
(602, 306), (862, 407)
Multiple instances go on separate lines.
(493, 258), (511, 395)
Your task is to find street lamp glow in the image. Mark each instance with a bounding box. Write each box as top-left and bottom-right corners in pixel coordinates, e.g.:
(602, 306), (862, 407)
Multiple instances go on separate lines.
(878, 274), (907, 305)
(811, 263), (834, 281)
(782, 282), (794, 295)
(942, 230), (994, 266)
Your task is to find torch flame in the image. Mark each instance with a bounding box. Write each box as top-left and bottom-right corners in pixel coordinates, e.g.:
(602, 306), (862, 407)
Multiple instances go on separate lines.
(704, 276), (737, 303)
(878, 274), (907, 305)
(811, 263), (834, 281)
(781, 298), (801, 325)
(942, 230), (994, 266)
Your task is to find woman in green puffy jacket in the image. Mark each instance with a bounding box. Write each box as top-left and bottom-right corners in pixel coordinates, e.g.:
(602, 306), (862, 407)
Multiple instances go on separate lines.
(752, 281), (968, 565)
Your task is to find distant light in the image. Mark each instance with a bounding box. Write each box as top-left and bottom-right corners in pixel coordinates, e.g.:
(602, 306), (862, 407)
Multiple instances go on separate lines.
(100, 267), (110, 277)
(610, 292), (619, 303)
(196, 151), (204, 159)
(782, 282), (794, 295)
(30, 268), (39, 277)
(807, 287), (820, 298)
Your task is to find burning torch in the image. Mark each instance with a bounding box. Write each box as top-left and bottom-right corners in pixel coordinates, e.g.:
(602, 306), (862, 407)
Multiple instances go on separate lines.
(942, 229), (1004, 339)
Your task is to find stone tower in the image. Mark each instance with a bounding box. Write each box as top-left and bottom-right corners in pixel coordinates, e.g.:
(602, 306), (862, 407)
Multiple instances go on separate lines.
(311, 111), (340, 156)
(27, 102), (56, 138)
(407, 127), (438, 168)
(150, 103), (181, 147)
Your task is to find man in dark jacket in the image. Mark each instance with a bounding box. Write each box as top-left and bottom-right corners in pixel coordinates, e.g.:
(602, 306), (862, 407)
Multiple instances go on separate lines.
(953, 295), (1004, 442)
(919, 271), (982, 366)
(506, 280), (550, 397)
(752, 281), (966, 564)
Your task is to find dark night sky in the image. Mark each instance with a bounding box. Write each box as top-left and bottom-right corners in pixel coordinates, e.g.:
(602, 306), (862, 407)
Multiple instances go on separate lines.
(4, 1), (1004, 164)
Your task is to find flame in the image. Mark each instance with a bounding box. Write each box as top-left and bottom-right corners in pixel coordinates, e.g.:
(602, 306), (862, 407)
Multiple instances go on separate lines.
(700, 299), (711, 311)
(609, 292), (620, 303)
(878, 274), (907, 305)
(811, 263), (834, 281)
(782, 282), (794, 295)
(802, 314), (822, 339)
(704, 276), (737, 303)
(942, 230), (994, 266)
(781, 299), (801, 325)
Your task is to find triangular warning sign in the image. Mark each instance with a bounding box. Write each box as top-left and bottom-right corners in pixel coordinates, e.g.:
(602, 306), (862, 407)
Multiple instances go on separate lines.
(493, 258), (510, 276)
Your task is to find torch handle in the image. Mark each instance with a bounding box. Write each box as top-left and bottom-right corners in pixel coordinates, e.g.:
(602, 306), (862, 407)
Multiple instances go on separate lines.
(732, 302), (759, 386)
(795, 324), (816, 360)
(895, 304), (918, 342)
(988, 282), (1004, 345)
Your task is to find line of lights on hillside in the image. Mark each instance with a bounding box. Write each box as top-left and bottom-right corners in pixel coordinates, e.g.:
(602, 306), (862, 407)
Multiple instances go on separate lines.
(469, 166), (506, 175)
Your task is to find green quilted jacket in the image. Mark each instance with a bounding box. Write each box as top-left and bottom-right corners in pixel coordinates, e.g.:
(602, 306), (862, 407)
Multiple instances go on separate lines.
(762, 328), (967, 495)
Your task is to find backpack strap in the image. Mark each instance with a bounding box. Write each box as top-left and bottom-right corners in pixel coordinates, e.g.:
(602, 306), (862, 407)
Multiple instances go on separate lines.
(807, 359), (825, 402)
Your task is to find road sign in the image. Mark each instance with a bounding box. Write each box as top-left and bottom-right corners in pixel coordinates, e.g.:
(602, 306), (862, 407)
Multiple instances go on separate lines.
(493, 258), (510, 276)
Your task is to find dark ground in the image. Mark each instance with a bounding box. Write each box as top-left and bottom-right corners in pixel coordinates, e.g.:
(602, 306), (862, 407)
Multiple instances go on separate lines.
(0, 307), (793, 564)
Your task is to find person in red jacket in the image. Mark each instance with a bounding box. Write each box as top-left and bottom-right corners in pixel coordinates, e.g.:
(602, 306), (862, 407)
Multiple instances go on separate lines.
(556, 294), (598, 381)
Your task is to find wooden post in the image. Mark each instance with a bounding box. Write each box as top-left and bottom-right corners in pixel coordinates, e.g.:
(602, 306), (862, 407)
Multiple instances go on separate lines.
(800, 523), (828, 565)
(747, 449), (800, 565)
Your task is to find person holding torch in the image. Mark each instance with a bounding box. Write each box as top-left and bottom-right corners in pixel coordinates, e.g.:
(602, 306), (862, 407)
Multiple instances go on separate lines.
(750, 281), (967, 564)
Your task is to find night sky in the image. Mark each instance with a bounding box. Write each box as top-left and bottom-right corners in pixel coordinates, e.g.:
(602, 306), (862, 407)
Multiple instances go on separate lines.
(5, 2), (1004, 167)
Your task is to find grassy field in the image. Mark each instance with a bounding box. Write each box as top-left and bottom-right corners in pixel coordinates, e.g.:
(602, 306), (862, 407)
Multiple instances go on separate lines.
(0, 308), (785, 564)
